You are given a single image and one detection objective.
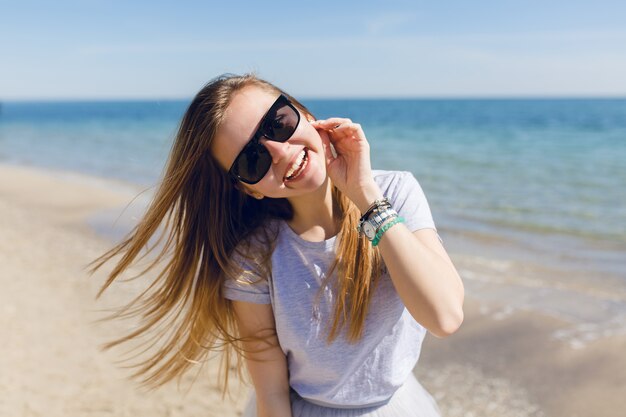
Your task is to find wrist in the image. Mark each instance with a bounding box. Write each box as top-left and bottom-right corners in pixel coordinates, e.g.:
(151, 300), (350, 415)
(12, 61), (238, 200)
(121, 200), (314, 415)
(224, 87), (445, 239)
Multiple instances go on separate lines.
(351, 182), (384, 213)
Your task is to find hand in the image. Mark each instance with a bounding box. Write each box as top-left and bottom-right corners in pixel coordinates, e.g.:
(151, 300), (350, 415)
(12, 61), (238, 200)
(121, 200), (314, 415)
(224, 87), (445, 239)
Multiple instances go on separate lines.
(311, 118), (383, 210)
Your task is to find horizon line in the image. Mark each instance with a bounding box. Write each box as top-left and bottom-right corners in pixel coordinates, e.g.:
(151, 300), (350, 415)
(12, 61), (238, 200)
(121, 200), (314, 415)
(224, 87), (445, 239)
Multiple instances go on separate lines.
(3, 94), (626, 103)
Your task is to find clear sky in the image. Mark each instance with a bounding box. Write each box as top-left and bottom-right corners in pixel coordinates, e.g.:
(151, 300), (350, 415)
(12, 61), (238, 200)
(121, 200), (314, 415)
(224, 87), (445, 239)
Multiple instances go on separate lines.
(2, 0), (626, 99)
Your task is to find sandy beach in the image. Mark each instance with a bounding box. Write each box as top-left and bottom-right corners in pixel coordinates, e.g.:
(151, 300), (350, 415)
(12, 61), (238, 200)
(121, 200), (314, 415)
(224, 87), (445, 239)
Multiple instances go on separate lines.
(1, 162), (625, 417)
(0, 164), (250, 416)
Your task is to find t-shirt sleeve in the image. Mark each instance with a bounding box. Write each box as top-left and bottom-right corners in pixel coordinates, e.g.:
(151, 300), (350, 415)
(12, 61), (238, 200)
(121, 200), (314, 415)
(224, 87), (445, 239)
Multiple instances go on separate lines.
(389, 171), (443, 242)
(222, 249), (271, 304)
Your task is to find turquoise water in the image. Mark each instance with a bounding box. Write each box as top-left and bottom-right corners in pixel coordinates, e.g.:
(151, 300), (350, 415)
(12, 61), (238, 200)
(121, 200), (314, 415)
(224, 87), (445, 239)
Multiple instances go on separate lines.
(1, 98), (625, 280)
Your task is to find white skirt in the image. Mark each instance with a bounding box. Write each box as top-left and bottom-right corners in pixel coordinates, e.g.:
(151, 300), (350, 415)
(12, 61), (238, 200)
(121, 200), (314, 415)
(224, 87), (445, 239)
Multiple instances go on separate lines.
(241, 372), (442, 417)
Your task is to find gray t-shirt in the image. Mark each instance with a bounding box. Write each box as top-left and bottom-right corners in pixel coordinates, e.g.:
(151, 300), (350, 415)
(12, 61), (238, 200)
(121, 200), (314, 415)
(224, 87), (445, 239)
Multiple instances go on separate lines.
(223, 170), (440, 408)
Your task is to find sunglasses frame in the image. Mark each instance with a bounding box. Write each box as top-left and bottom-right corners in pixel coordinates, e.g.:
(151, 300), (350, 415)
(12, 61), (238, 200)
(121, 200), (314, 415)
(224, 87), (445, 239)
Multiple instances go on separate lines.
(228, 94), (301, 185)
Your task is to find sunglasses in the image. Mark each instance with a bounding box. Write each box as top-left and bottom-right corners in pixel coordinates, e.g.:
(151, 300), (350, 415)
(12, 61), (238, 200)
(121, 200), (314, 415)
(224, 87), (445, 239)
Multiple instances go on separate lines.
(228, 94), (301, 185)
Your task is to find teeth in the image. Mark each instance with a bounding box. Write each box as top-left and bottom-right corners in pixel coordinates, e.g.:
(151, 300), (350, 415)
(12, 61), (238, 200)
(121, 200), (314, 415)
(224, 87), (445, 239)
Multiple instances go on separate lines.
(285, 149), (306, 179)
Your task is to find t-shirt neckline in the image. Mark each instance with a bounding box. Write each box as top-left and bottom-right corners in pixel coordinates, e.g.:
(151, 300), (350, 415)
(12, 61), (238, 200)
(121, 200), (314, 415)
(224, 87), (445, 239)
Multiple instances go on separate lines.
(279, 219), (340, 250)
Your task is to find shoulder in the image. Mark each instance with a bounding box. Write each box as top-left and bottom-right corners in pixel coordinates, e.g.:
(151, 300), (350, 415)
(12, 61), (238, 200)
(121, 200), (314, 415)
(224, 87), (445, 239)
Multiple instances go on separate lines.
(230, 221), (280, 276)
(237, 220), (281, 253)
(372, 169), (436, 233)
(372, 169), (415, 185)
(222, 224), (278, 304)
(372, 169), (423, 201)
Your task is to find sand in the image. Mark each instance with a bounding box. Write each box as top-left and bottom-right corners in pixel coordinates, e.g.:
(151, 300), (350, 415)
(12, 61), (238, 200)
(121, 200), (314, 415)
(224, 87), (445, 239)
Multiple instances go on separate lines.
(0, 164), (249, 416)
(419, 298), (626, 417)
(1, 162), (624, 417)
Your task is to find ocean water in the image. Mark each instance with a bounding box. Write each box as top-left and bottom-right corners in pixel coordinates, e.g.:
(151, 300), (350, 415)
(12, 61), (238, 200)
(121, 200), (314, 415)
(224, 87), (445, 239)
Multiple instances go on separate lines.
(2, 97), (625, 345)
(0, 99), (626, 281)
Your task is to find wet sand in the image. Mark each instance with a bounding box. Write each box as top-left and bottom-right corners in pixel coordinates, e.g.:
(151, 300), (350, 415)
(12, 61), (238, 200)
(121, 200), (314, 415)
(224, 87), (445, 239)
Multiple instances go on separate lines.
(419, 297), (626, 417)
(1, 162), (624, 416)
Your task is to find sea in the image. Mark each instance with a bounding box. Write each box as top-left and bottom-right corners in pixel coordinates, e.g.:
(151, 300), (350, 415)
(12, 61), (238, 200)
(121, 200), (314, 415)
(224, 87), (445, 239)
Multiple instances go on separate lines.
(1, 97), (625, 347)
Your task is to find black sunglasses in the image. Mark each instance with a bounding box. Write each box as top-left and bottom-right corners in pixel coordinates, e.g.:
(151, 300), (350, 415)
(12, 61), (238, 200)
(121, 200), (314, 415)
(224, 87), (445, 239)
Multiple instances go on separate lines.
(228, 94), (301, 185)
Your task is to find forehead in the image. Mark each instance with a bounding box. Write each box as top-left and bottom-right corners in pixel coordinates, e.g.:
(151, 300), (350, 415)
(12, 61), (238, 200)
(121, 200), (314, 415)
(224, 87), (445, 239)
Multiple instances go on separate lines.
(212, 86), (279, 170)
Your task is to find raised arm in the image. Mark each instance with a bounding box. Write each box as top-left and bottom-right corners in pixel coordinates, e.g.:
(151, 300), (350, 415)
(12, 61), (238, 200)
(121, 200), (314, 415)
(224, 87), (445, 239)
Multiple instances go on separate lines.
(312, 118), (464, 338)
(350, 184), (464, 338)
(232, 300), (292, 417)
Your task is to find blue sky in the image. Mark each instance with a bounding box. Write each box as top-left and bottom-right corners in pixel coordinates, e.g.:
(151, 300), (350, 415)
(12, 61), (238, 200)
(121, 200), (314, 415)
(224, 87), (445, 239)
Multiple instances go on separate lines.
(1, 0), (626, 99)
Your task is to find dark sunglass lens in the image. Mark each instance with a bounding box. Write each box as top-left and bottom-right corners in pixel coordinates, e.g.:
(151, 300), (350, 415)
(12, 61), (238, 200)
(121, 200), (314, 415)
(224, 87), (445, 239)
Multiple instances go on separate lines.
(266, 102), (299, 142)
(234, 143), (271, 183)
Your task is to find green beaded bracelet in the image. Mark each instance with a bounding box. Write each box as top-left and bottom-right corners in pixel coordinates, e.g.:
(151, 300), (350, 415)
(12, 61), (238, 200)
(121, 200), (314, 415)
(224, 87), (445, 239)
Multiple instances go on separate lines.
(371, 216), (405, 247)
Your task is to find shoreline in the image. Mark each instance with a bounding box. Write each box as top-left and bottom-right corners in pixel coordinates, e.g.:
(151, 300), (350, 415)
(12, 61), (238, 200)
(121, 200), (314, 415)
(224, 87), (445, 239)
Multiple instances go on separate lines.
(2, 161), (625, 416)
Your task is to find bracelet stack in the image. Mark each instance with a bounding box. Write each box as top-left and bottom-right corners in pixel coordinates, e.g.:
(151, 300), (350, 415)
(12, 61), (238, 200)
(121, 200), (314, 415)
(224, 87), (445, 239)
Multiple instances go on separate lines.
(371, 216), (404, 246)
(357, 197), (405, 246)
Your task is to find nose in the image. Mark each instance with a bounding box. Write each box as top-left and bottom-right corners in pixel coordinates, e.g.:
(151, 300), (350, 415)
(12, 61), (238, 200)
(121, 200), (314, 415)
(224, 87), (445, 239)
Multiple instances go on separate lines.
(259, 138), (291, 164)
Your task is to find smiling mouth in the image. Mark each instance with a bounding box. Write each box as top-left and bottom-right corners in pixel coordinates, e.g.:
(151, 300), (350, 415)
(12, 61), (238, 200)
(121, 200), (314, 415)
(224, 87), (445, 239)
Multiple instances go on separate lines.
(284, 148), (309, 181)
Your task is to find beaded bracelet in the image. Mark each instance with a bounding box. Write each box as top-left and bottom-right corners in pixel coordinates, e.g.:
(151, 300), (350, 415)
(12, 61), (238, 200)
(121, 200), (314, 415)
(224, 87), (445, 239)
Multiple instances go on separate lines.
(371, 216), (405, 247)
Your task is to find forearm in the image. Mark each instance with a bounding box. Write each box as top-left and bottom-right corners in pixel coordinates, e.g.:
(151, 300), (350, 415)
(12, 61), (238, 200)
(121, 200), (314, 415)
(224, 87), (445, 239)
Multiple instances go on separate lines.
(352, 183), (464, 337)
(377, 223), (464, 336)
(257, 391), (292, 417)
(247, 352), (293, 417)
(252, 354), (292, 417)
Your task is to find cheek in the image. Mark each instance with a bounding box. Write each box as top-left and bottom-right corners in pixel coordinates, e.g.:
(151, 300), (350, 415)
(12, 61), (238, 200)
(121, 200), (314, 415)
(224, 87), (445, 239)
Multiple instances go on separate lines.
(316, 128), (329, 144)
(304, 125), (324, 150)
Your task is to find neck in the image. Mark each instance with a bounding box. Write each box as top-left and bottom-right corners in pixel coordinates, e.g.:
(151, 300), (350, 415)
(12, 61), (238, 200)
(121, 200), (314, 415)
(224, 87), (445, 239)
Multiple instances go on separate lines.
(285, 177), (340, 241)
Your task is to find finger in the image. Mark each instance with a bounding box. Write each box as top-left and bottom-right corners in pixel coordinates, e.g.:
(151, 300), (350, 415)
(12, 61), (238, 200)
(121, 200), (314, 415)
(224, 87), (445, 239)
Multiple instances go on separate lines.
(324, 130), (350, 144)
(329, 123), (365, 139)
(312, 118), (353, 129)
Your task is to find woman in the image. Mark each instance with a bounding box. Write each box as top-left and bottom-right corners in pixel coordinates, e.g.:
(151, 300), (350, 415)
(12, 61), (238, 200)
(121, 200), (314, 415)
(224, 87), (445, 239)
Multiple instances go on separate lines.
(89, 73), (464, 417)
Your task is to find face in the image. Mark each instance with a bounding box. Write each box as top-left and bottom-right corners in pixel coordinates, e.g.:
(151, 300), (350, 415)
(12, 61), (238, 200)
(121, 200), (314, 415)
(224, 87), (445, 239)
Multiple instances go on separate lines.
(212, 86), (328, 199)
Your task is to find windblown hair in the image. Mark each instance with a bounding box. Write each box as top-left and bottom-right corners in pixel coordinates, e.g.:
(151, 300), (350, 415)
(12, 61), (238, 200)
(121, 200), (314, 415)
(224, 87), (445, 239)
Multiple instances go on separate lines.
(87, 73), (383, 395)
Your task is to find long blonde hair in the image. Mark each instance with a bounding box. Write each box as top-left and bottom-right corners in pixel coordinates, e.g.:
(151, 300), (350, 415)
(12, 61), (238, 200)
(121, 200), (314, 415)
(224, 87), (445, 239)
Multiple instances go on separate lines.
(87, 73), (383, 395)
